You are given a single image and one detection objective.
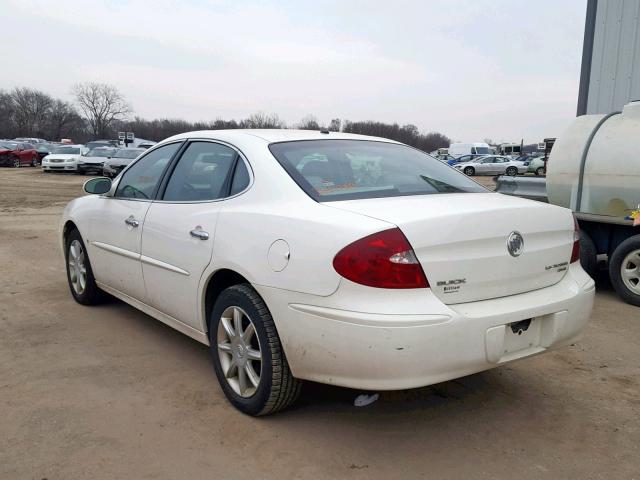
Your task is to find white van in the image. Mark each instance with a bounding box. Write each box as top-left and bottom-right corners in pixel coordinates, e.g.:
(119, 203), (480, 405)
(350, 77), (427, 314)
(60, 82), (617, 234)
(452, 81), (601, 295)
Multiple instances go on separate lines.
(448, 142), (492, 158)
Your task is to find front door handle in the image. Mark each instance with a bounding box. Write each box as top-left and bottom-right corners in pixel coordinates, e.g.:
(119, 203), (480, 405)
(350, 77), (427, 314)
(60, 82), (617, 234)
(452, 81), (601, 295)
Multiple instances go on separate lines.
(190, 228), (209, 240)
(125, 216), (139, 228)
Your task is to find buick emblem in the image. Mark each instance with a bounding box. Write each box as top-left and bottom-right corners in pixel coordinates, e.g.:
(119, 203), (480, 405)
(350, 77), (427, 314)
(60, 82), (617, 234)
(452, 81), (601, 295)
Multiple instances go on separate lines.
(507, 231), (524, 257)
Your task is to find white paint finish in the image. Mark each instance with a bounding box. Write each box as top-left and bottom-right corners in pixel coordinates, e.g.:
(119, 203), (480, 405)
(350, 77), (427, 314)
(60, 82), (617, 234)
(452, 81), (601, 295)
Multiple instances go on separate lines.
(327, 193), (575, 304)
(141, 202), (220, 329)
(256, 264), (594, 390)
(96, 281), (209, 345)
(86, 197), (150, 301)
(61, 129), (595, 392)
(267, 239), (290, 272)
(586, 0), (640, 114)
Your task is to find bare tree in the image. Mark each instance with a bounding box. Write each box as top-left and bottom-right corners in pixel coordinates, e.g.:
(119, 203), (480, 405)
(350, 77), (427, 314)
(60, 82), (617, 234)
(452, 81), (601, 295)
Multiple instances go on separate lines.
(10, 87), (53, 136)
(297, 115), (320, 130)
(328, 118), (341, 132)
(239, 112), (286, 129)
(47, 99), (83, 141)
(72, 82), (131, 139)
(0, 90), (16, 138)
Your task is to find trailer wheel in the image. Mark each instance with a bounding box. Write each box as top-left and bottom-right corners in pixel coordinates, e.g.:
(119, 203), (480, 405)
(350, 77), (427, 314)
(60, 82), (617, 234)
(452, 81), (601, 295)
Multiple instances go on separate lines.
(609, 235), (640, 307)
(579, 231), (597, 279)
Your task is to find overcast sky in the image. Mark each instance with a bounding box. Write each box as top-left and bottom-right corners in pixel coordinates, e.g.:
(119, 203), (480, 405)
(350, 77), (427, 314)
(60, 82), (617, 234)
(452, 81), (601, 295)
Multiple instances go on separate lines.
(2, 0), (587, 143)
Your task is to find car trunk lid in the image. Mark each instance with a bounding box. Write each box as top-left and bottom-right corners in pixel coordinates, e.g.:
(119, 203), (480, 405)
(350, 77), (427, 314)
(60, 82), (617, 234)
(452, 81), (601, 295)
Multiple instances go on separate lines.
(326, 193), (575, 304)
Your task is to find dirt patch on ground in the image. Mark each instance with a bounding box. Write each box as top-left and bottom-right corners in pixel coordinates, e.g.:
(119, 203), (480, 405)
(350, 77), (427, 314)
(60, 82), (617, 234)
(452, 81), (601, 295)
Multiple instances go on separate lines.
(1, 168), (638, 479)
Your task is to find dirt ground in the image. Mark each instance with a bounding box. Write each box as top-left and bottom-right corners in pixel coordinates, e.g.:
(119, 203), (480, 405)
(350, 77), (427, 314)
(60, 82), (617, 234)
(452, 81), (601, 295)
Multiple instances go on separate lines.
(1, 168), (639, 480)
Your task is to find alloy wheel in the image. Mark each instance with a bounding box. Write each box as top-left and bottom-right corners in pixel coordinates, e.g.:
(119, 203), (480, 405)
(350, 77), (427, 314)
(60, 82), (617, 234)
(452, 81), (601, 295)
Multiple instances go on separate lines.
(68, 239), (87, 295)
(216, 306), (262, 398)
(13, 158), (20, 168)
(621, 249), (640, 295)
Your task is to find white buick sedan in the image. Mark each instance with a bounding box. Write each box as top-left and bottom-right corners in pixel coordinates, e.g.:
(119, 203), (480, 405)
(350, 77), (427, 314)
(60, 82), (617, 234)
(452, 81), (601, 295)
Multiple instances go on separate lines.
(61, 130), (595, 415)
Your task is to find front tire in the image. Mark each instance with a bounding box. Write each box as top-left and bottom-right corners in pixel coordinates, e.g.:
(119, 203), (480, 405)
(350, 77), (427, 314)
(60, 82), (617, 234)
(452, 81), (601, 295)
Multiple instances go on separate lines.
(609, 236), (640, 307)
(65, 229), (104, 305)
(535, 166), (544, 176)
(12, 157), (20, 168)
(506, 166), (518, 176)
(31, 157), (38, 167)
(209, 284), (301, 415)
(463, 166), (475, 176)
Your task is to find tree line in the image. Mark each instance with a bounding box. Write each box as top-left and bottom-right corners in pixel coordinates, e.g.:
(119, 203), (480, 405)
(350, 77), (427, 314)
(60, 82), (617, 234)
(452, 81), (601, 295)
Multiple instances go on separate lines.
(0, 83), (450, 152)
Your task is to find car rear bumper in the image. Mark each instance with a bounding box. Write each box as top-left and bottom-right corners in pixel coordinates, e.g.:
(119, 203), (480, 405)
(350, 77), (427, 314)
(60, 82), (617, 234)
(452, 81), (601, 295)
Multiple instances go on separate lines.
(256, 263), (595, 390)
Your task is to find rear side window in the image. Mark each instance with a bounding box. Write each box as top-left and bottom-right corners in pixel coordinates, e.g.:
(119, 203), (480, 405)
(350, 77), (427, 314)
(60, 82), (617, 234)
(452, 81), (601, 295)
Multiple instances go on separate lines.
(115, 143), (180, 200)
(230, 160), (250, 195)
(163, 142), (237, 201)
(269, 140), (486, 202)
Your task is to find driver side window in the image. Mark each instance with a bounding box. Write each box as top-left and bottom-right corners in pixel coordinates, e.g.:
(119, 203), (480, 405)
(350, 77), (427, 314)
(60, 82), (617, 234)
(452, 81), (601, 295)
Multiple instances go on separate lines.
(115, 143), (180, 200)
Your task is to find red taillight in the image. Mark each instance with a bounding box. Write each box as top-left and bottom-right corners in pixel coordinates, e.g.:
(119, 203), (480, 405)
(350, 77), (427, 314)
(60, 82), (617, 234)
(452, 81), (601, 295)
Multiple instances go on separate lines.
(333, 228), (429, 289)
(570, 215), (580, 263)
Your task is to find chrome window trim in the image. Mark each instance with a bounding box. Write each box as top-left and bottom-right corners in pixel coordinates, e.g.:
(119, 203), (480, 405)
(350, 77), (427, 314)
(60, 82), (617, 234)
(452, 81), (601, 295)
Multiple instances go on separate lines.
(152, 138), (254, 205)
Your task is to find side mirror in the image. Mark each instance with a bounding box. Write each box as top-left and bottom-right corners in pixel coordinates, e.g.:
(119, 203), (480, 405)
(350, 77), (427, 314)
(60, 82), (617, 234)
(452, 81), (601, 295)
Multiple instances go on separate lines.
(83, 177), (112, 195)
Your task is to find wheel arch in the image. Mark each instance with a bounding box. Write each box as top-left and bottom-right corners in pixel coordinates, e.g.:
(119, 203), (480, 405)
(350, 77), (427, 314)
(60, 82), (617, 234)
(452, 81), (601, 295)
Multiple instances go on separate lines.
(202, 268), (252, 337)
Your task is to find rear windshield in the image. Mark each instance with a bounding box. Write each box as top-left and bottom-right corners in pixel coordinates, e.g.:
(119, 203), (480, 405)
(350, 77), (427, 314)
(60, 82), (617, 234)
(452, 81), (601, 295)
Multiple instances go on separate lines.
(269, 140), (486, 202)
(52, 146), (80, 155)
(87, 148), (117, 157)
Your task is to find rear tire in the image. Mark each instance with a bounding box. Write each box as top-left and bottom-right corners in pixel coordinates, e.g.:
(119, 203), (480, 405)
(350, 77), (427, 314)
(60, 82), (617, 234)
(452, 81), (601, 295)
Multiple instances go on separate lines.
(12, 157), (20, 168)
(506, 166), (518, 176)
(65, 229), (104, 305)
(31, 157), (37, 167)
(609, 236), (640, 307)
(463, 166), (475, 176)
(209, 284), (301, 415)
(579, 231), (597, 279)
(535, 167), (544, 176)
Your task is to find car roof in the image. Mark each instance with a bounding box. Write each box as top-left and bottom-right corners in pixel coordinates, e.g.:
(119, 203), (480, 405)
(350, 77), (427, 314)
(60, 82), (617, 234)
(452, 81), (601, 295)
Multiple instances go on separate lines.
(164, 129), (400, 145)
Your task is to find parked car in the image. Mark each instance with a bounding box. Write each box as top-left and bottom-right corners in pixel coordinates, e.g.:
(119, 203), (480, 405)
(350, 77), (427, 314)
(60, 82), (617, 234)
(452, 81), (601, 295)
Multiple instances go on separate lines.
(13, 137), (47, 144)
(86, 140), (118, 150)
(447, 154), (486, 165)
(61, 130), (594, 415)
(35, 143), (55, 162)
(102, 148), (146, 177)
(77, 147), (118, 175)
(41, 145), (87, 172)
(528, 157), (546, 175)
(454, 155), (527, 176)
(0, 141), (39, 167)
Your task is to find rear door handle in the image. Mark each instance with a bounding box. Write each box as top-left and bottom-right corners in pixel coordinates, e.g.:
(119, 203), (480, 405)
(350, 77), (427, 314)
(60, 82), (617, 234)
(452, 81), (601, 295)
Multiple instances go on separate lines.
(190, 228), (209, 240)
(125, 216), (139, 228)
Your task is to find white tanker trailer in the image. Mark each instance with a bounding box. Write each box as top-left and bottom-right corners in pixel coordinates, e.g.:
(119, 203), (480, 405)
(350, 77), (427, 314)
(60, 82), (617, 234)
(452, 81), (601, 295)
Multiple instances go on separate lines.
(546, 100), (640, 306)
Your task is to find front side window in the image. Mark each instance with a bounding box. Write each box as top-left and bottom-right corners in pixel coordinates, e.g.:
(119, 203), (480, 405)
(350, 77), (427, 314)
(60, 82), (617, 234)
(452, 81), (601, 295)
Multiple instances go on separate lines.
(270, 140), (486, 202)
(115, 143), (180, 200)
(163, 142), (237, 202)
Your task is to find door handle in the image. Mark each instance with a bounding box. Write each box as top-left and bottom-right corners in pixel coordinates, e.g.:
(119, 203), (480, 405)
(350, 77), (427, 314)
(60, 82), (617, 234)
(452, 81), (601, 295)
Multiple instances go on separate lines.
(190, 228), (209, 240)
(124, 216), (139, 228)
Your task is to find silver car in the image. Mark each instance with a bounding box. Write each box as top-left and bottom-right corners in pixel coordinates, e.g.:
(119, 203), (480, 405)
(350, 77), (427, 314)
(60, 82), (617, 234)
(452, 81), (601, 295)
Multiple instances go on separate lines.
(454, 155), (527, 176)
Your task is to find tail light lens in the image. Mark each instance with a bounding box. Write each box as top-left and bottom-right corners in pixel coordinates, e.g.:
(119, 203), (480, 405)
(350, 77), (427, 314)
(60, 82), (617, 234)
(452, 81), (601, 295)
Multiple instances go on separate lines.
(333, 228), (429, 289)
(570, 215), (580, 263)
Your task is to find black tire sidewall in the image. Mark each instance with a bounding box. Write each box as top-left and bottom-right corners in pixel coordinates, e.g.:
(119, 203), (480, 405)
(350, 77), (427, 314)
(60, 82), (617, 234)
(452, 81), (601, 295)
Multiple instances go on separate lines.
(209, 285), (276, 415)
(507, 167), (517, 176)
(609, 235), (640, 307)
(579, 230), (597, 278)
(65, 229), (101, 305)
(464, 167), (474, 176)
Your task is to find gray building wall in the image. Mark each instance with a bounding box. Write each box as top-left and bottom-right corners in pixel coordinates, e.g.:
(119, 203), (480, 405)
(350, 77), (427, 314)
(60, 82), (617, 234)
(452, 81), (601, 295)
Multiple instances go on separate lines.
(578, 0), (640, 115)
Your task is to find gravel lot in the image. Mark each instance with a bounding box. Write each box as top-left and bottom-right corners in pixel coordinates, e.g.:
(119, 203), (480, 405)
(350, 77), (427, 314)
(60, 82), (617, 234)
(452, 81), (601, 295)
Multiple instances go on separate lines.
(1, 168), (639, 479)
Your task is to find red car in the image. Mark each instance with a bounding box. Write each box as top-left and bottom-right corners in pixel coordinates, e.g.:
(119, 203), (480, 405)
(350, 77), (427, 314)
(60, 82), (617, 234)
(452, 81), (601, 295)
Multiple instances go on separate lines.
(0, 141), (40, 167)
